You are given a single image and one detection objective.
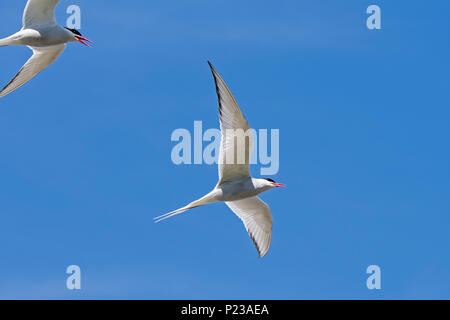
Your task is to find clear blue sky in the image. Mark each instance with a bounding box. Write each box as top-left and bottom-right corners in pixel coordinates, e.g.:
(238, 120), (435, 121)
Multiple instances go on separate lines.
(0, 0), (449, 299)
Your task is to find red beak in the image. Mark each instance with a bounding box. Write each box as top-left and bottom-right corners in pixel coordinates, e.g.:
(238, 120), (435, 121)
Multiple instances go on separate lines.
(75, 36), (93, 47)
(272, 183), (286, 188)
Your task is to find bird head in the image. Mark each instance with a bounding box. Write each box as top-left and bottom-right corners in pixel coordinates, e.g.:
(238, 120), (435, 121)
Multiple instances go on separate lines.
(65, 28), (93, 47)
(263, 178), (286, 188)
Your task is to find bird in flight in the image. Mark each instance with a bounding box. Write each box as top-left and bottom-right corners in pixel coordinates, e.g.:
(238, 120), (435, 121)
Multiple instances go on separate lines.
(155, 62), (285, 258)
(0, 0), (92, 98)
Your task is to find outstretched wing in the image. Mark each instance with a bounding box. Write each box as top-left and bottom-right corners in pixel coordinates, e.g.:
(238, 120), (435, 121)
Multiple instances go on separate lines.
(22, 0), (60, 28)
(226, 197), (273, 258)
(0, 44), (66, 98)
(208, 62), (253, 184)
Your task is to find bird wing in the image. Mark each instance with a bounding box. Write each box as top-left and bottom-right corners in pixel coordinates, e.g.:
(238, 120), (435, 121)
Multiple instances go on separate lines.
(0, 44), (66, 98)
(208, 62), (253, 184)
(22, 0), (60, 28)
(226, 196), (273, 258)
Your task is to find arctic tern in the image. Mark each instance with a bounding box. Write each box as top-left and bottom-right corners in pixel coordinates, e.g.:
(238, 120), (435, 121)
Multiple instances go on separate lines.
(0, 0), (92, 98)
(155, 62), (285, 258)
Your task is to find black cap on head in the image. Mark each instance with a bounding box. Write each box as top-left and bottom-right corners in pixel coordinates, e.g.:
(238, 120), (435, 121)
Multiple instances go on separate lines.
(65, 28), (82, 36)
(264, 178), (276, 183)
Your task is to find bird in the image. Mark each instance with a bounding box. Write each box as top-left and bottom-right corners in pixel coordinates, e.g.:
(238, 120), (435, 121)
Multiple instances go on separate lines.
(154, 62), (285, 258)
(0, 0), (92, 98)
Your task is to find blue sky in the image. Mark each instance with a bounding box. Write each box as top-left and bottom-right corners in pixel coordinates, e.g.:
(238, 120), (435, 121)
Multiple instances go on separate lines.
(0, 0), (449, 299)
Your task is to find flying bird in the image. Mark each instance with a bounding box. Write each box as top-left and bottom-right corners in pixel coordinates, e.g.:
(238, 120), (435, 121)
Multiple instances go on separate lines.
(155, 62), (285, 258)
(0, 0), (92, 98)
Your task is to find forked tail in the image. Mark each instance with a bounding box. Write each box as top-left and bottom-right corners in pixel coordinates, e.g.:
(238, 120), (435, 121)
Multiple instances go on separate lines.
(154, 192), (218, 223)
(0, 38), (9, 47)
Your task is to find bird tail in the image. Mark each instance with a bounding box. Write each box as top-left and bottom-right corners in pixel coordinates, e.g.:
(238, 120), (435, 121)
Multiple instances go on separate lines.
(0, 38), (11, 47)
(154, 192), (218, 223)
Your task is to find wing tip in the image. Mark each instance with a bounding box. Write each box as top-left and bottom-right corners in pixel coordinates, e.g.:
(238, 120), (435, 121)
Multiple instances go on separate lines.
(258, 245), (270, 258)
(207, 61), (219, 77)
(207, 61), (223, 117)
(249, 231), (270, 258)
(207, 60), (216, 70)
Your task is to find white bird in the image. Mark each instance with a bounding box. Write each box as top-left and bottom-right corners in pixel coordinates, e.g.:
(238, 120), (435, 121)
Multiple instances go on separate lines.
(155, 62), (285, 258)
(0, 0), (92, 98)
